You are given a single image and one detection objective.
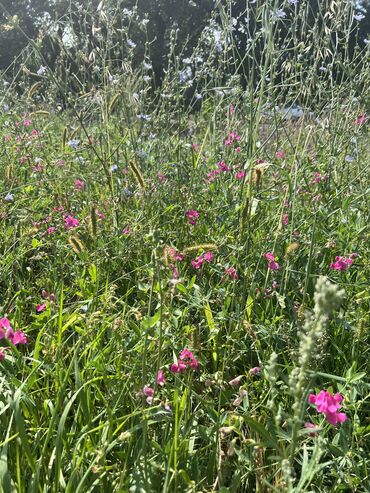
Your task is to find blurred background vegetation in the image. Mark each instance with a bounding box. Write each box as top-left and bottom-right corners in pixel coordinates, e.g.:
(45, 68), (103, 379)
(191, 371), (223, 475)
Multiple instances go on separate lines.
(1, 0), (369, 86)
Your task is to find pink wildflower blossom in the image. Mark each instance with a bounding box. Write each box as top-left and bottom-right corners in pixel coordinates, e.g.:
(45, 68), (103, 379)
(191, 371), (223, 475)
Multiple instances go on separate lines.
(264, 252), (280, 270)
(0, 350), (5, 361)
(224, 267), (238, 280)
(192, 143), (199, 152)
(157, 369), (166, 386)
(249, 366), (262, 375)
(235, 146), (241, 153)
(170, 362), (187, 373)
(36, 303), (46, 313)
(46, 227), (56, 235)
(167, 247), (184, 262)
(217, 161), (231, 172)
(64, 216), (79, 230)
(203, 251), (214, 263)
(122, 225), (131, 235)
(313, 172), (329, 184)
(354, 113), (367, 126)
(179, 348), (199, 369)
(235, 171), (245, 180)
(282, 214), (289, 226)
(191, 255), (204, 269)
(224, 132), (241, 146)
(12, 330), (28, 345)
(186, 209), (199, 226)
(5, 328), (14, 341)
(330, 256), (353, 271)
(304, 422), (318, 436)
(143, 385), (154, 397)
(275, 150), (286, 159)
(170, 349), (199, 372)
(23, 119), (32, 126)
(308, 390), (347, 425)
(95, 210), (105, 220)
(229, 375), (243, 386)
(75, 179), (85, 191)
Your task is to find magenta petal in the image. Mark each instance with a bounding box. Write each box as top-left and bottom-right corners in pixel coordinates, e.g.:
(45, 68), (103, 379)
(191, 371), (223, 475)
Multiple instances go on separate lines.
(308, 394), (316, 404)
(336, 412), (347, 423)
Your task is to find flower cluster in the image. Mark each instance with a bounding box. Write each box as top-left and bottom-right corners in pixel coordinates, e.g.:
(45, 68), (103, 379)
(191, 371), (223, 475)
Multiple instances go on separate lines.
(312, 171), (329, 183)
(223, 266), (238, 280)
(308, 390), (347, 425)
(224, 131), (240, 146)
(330, 254), (357, 271)
(191, 251), (213, 269)
(170, 348), (199, 373)
(186, 209), (200, 226)
(0, 318), (28, 359)
(264, 252), (281, 270)
(64, 215), (79, 230)
(206, 161), (232, 183)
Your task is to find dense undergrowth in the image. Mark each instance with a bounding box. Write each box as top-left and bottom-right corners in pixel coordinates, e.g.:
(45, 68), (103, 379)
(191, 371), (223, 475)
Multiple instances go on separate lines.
(0, 0), (369, 491)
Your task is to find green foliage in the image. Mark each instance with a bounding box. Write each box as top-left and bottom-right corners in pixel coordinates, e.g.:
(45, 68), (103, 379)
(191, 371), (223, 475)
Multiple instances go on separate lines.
(0, 0), (369, 491)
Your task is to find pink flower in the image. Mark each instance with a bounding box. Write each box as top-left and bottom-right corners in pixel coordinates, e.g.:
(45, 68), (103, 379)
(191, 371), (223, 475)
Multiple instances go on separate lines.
(354, 113), (367, 126)
(64, 216), (79, 230)
(179, 348), (199, 369)
(229, 375), (243, 386)
(235, 146), (241, 153)
(304, 422), (318, 437)
(5, 328), (14, 341)
(0, 317), (11, 331)
(203, 251), (214, 263)
(268, 261), (280, 271)
(229, 104), (235, 115)
(0, 350), (6, 361)
(264, 252), (275, 262)
(36, 303), (46, 313)
(167, 247), (184, 262)
(0, 318), (11, 339)
(312, 172), (329, 184)
(282, 214), (289, 225)
(249, 366), (261, 376)
(170, 348), (199, 372)
(191, 256), (203, 269)
(217, 161), (231, 172)
(143, 385), (154, 397)
(224, 267), (238, 280)
(264, 252), (280, 270)
(46, 227), (56, 235)
(23, 119), (32, 126)
(308, 390), (347, 426)
(170, 362), (187, 373)
(192, 143), (199, 152)
(95, 209), (105, 220)
(330, 256), (353, 271)
(170, 265), (180, 278)
(12, 330), (27, 345)
(157, 369), (166, 386)
(186, 209), (199, 226)
(122, 225), (131, 235)
(275, 150), (286, 159)
(235, 171), (245, 180)
(224, 132), (241, 146)
(75, 179), (85, 191)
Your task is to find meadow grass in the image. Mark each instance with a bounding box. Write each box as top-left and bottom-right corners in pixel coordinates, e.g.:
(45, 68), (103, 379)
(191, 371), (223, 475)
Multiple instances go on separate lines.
(0, 0), (369, 491)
